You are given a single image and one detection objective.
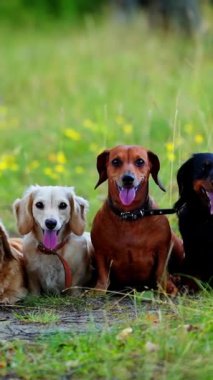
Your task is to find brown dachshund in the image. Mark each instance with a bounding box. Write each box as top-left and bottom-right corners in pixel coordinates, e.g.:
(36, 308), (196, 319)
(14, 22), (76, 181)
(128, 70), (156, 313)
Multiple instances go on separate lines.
(91, 145), (184, 294)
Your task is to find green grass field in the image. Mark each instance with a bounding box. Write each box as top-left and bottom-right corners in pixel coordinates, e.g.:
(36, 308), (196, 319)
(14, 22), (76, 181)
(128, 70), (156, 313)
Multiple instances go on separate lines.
(0, 5), (213, 379)
(0, 7), (213, 231)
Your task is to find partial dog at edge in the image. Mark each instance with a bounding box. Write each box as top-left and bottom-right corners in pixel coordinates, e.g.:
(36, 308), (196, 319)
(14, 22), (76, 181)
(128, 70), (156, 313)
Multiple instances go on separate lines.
(13, 186), (93, 296)
(0, 221), (27, 304)
(175, 153), (213, 289)
(91, 145), (184, 295)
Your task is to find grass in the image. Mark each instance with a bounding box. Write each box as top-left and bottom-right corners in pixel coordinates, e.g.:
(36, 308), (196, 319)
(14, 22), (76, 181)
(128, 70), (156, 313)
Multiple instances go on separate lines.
(0, 6), (212, 231)
(13, 309), (60, 324)
(0, 4), (213, 379)
(1, 291), (213, 379)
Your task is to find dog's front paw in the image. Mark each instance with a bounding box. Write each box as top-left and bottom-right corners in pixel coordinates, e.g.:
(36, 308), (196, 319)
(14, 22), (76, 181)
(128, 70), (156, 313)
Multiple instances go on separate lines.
(166, 277), (178, 297)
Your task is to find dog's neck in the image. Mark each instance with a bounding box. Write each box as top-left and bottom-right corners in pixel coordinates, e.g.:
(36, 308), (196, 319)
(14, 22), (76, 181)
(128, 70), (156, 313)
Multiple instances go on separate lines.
(107, 195), (153, 221)
(176, 192), (212, 218)
(37, 238), (68, 255)
(107, 193), (176, 221)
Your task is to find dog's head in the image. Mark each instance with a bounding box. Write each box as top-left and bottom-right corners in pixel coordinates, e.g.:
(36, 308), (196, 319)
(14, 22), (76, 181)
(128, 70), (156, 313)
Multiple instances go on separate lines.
(95, 145), (165, 208)
(176, 153), (213, 214)
(13, 186), (89, 250)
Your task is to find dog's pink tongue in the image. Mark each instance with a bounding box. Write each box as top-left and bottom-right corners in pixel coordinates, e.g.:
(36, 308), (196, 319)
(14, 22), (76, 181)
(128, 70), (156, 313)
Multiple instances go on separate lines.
(119, 187), (136, 206)
(207, 192), (213, 214)
(43, 230), (58, 250)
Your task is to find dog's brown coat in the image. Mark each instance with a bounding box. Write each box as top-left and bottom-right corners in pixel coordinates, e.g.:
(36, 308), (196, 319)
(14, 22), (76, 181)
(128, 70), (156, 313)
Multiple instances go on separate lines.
(91, 145), (184, 294)
(0, 223), (27, 304)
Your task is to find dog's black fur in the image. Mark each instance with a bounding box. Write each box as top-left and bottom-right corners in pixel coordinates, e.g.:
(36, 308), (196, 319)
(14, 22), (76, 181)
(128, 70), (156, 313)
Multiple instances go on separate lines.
(175, 153), (213, 287)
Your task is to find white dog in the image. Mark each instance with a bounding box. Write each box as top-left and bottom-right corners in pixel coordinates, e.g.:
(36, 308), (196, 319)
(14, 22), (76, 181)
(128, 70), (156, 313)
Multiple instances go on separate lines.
(13, 186), (93, 295)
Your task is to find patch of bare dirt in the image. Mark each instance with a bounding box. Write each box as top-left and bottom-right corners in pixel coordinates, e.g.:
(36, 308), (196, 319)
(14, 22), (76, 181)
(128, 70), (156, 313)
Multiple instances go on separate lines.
(0, 295), (156, 341)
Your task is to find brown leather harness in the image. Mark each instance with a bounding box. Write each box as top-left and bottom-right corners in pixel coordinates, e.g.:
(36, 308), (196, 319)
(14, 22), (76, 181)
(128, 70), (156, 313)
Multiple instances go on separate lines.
(37, 239), (72, 290)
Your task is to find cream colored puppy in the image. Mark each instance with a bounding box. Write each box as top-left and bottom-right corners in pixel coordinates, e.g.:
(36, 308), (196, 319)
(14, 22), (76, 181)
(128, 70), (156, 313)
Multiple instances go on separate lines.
(13, 186), (93, 295)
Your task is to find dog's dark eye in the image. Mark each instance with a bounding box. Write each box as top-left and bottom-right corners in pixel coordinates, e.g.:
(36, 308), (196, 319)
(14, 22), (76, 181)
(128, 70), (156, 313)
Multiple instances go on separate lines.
(111, 158), (122, 167)
(59, 202), (68, 210)
(135, 158), (145, 167)
(35, 202), (44, 209)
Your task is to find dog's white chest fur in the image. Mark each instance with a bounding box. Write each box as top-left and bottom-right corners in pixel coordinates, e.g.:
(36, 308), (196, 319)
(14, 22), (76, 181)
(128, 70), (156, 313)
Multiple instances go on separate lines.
(29, 254), (65, 294)
(23, 232), (92, 295)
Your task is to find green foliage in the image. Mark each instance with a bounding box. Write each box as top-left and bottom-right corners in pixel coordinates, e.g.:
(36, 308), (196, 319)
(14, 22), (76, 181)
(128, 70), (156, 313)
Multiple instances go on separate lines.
(0, 9), (213, 230)
(0, 0), (106, 26)
(22, 0), (106, 17)
(1, 292), (213, 379)
(14, 309), (60, 323)
(0, 9), (213, 379)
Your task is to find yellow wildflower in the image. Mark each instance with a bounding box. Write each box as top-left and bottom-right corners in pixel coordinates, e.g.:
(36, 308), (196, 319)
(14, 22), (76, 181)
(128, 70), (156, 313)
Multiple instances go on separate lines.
(56, 151), (66, 164)
(43, 167), (59, 180)
(48, 152), (66, 164)
(165, 142), (174, 152)
(75, 166), (85, 174)
(64, 128), (81, 141)
(55, 164), (65, 173)
(123, 123), (133, 135)
(194, 134), (204, 144)
(167, 152), (176, 162)
(0, 161), (7, 171)
(0, 154), (18, 171)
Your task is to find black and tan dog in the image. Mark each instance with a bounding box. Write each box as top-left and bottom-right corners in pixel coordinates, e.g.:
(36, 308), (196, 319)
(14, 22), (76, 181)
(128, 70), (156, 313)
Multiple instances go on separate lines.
(175, 153), (213, 289)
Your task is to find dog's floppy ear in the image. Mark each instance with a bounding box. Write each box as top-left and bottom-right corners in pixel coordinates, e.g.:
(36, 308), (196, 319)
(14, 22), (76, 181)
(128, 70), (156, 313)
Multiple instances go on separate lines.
(176, 157), (193, 203)
(13, 191), (34, 235)
(148, 151), (166, 192)
(69, 194), (89, 236)
(95, 150), (110, 189)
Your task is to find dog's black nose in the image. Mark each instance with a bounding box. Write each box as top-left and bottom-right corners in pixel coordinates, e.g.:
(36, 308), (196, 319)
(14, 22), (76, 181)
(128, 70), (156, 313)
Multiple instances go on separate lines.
(122, 173), (135, 187)
(45, 218), (57, 230)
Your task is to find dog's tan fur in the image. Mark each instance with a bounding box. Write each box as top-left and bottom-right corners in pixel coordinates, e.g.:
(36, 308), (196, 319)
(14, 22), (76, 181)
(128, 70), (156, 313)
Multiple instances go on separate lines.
(13, 186), (93, 296)
(0, 223), (27, 304)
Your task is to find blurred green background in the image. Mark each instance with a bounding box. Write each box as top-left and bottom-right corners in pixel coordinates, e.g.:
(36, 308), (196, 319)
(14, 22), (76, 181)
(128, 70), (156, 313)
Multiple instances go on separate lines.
(0, 0), (212, 231)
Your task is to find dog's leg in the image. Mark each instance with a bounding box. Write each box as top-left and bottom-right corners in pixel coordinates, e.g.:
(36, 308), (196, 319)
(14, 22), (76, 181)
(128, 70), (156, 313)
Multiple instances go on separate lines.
(0, 293), (18, 305)
(0, 287), (27, 304)
(156, 246), (178, 296)
(27, 271), (41, 295)
(94, 254), (111, 291)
